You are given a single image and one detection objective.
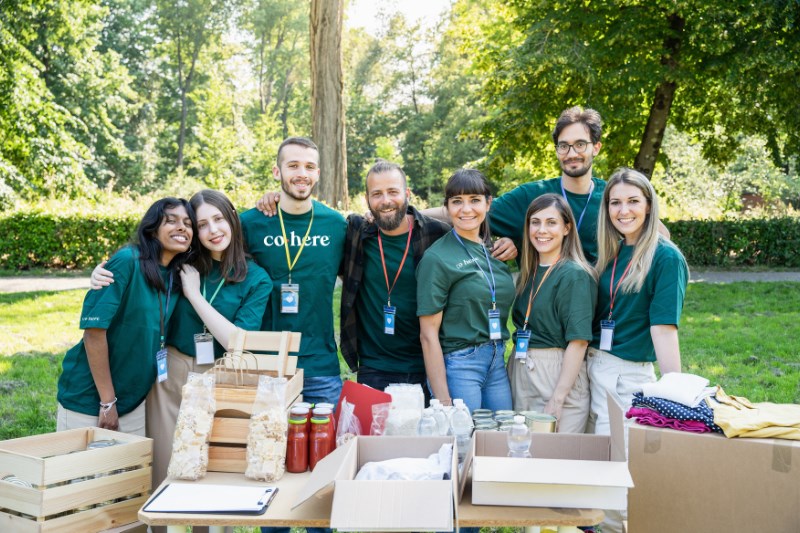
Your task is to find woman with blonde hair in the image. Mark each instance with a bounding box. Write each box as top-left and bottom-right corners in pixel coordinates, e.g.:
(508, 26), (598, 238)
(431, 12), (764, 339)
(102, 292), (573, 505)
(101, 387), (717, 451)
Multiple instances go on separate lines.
(588, 167), (689, 436)
(508, 193), (597, 432)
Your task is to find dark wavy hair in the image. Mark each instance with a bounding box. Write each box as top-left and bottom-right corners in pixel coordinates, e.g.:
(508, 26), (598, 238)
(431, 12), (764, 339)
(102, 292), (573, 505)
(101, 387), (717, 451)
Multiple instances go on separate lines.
(135, 197), (196, 292)
(190, 189), (248, 283)
(444, 168), (493, 247)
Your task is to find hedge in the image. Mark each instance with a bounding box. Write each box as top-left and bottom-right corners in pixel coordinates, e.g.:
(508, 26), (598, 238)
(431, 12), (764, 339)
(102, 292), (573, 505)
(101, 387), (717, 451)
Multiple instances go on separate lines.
(0, 213), (138, 269)
(1, 213), (799, 269)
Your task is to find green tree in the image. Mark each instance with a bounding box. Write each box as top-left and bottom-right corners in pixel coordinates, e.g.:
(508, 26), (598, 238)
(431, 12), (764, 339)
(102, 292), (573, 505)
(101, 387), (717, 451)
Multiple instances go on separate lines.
(459, 0), (800, 180)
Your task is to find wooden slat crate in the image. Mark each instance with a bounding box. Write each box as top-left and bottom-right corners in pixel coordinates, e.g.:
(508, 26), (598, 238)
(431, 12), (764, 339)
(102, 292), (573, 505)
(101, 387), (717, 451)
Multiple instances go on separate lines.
(0, 427), (151, 533)
(206, 329), (303, 473)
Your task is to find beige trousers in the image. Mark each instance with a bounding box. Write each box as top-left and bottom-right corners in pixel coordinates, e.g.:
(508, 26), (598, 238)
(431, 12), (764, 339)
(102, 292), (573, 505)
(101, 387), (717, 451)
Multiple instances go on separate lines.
(507, 347), (590, 434)
(57, 401), (146, 436)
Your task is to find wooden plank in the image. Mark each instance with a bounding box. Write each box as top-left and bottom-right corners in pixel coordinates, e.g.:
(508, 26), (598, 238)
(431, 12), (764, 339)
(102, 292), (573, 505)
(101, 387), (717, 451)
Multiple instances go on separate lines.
(209, 418), (249, 445)
(40, 467), (150, 516)
(207, 446), (247, 473)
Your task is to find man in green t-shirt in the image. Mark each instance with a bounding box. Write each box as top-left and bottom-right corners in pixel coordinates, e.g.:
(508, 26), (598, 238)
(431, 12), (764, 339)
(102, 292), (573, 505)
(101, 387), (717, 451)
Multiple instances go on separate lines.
(241, 137), (346, 408)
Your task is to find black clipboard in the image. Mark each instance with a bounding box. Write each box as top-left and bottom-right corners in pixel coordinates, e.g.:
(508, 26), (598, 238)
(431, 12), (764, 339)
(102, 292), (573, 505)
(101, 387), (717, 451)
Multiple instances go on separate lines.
(143, 483), (278, 515)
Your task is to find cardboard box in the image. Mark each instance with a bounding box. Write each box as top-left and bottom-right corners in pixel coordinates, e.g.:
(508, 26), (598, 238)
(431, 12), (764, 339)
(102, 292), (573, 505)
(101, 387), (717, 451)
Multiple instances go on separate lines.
(467, 395), (632, 510)
(0, 427), (151, 533)
(628, 424), (800, 532)
(294, 436), (459, 532)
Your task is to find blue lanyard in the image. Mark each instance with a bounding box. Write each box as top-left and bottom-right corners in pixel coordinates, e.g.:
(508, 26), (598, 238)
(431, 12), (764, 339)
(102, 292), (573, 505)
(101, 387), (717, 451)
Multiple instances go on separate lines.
(158, 271), (174, 350)
(451, 229), (497, 309)
(560, 178), (595, 231)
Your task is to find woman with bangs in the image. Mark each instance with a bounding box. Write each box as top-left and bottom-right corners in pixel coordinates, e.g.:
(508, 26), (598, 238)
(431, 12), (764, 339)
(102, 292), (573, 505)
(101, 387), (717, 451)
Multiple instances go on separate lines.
(508, 193), (597, 433)
(57, 197), (195, 436)
(416, 169), (514, 413)
(588, 168), (689, 440)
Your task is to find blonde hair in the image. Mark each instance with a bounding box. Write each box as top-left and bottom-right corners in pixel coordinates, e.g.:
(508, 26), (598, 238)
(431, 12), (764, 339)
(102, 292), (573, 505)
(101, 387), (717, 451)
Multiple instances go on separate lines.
(517, 194), (596, 295)
(596, 168), (678, 293)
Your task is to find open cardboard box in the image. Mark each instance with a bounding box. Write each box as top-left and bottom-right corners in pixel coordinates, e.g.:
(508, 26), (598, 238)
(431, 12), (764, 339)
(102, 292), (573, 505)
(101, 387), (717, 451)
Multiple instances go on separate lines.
(463, 394), (632, 510)
(293, 436), (459, 532)
(628, 423), (800, 532)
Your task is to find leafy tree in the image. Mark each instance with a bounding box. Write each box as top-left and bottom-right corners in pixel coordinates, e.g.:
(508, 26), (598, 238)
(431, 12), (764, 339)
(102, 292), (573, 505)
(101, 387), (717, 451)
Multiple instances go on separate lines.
(458, 0), (800, 180)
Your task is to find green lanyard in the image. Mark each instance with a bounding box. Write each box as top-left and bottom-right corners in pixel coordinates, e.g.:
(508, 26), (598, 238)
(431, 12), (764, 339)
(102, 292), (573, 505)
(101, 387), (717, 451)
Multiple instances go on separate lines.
(201, 276), (225, 334)
(277, 206), (315, 284)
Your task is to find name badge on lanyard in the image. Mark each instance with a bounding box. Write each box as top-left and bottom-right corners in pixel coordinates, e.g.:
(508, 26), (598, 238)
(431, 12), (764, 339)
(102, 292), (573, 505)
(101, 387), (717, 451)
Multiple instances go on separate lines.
(514, 330), (531, 360)
(194, 333), (215, 365)
(378, 220), (413, 336)
(599, 320), (615, 351)
(156, 348), (168, 382)
(281, 283), (300, 313)
(156, 273), (173, 384)
(488, 309), (502, 340)
(383, 305), (396, 335)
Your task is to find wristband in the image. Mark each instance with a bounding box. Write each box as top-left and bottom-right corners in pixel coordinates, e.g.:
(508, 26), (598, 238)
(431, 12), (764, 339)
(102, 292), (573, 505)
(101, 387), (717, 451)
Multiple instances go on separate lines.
(99, 397), (118, 415)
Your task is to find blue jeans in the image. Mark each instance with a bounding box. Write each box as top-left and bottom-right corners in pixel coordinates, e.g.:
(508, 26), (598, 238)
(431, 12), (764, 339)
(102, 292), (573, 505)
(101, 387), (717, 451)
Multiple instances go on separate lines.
(357, 366), (431, 405)
(439, 340), (512, 414)
(301, 375), (343, 406)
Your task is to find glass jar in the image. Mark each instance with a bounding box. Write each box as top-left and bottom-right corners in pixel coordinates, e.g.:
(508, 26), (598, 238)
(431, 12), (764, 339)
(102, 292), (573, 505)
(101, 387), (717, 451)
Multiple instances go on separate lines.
(312, 407), (336, 453)
(309, 416), (333, 471)
(286, 418), (309, 473)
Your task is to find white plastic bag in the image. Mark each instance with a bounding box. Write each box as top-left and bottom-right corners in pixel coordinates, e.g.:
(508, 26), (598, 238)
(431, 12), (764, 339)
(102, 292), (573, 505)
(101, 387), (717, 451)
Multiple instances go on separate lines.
(167, 373), (216, 480)
(245, 375), (288, 481)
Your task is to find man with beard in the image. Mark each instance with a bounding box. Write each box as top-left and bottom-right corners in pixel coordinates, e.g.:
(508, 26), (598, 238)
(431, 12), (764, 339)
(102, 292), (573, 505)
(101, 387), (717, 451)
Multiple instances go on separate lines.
(339, 160), (450, 396)
(241, 137), (346, 406)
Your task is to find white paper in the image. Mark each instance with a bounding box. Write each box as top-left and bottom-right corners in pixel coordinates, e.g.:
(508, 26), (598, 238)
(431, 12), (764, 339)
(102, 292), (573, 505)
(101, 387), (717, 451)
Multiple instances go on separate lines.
(144, 483), (276, 513)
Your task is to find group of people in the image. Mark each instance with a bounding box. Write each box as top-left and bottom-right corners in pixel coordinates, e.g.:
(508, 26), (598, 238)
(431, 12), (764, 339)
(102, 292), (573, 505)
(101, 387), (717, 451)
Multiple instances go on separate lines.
(56, 106), (688, 533)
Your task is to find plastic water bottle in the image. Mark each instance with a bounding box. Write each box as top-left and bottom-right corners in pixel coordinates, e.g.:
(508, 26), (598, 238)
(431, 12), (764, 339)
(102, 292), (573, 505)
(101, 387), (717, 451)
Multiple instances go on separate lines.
(450, 399), (474, 464)
(507, 415), (532, 458)
(429, 399), (450, 436)
(417, 407), (438, 436)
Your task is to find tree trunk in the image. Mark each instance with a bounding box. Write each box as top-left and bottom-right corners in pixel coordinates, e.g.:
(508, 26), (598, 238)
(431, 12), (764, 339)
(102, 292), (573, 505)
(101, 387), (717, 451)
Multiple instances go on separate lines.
(310, 0), (348, 209)
(634, 13), (685, 179)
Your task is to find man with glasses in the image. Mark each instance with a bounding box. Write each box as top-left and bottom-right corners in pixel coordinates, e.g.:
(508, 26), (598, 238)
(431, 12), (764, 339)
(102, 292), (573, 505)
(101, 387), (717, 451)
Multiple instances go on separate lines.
(488, 106), (606, 264)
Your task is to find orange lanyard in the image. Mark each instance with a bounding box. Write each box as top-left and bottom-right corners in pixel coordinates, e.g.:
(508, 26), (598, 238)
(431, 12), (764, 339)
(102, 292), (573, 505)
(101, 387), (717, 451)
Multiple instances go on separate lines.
(377, 216), (413, 307)
(521, 257), (559, 330)
(608, 253), (634, 320)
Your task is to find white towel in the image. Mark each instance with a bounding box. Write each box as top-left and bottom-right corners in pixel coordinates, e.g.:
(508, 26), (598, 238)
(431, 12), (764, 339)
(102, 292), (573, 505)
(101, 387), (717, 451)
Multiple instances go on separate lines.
(641, 372), (712, 407)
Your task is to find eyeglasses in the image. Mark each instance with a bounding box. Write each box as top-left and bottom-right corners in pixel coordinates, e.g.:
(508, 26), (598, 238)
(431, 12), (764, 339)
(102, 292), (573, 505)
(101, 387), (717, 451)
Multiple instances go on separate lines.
(555, 140), (592, 155)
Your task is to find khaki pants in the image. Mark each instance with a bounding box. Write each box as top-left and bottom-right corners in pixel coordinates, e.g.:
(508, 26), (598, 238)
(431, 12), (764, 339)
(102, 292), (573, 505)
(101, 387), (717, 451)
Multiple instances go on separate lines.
(57, 401), (146, 436)
(587, 347), (657, 533)
(507, 347), (590, 433)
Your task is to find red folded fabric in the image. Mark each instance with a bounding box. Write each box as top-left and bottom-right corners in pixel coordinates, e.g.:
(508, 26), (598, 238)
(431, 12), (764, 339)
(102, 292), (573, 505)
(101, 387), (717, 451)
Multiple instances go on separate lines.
(626, 406), (712, 433)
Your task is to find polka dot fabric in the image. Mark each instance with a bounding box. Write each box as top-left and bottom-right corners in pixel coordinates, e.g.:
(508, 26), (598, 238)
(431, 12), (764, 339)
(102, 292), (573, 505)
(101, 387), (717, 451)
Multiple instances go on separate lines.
(631, 392), (723, 433)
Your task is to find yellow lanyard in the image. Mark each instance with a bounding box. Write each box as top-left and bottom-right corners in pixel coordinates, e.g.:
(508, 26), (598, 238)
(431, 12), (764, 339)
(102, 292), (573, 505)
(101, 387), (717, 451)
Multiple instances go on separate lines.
(277, 205), (315, 284)
(521, 257), (560, 331)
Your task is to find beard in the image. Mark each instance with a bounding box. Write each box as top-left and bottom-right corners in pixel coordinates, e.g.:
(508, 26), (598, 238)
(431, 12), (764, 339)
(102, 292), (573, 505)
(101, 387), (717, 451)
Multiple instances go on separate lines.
(371, 200), (409, 231)
(279, 171), (315, 201)
(560, 154), (594, 178)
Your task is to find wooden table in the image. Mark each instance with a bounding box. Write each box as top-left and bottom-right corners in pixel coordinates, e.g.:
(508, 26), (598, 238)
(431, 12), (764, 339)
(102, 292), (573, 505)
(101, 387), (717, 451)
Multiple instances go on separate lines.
(139, 471), (604, 532)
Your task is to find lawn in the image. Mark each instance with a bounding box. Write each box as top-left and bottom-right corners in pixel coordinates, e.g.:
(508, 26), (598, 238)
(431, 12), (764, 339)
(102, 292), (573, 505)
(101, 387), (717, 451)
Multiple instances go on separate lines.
(1, 282), (799, 442)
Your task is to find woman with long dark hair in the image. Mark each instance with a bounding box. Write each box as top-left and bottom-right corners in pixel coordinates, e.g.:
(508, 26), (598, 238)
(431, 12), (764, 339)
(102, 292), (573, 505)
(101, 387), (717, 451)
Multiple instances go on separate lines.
(57, 197), (194, 435)
(416, 169), (514, 413)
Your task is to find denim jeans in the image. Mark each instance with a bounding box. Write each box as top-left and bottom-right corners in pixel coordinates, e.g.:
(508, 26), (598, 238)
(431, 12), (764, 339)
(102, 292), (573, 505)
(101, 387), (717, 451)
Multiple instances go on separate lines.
(357, 366), (431, 405)
(301, 374), (344, 406)
(439, 340), (512, 414)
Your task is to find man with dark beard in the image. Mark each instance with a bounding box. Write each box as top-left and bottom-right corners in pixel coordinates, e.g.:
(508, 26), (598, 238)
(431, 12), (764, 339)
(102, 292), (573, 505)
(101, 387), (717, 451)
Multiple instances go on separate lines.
(339, 160), (450, 397)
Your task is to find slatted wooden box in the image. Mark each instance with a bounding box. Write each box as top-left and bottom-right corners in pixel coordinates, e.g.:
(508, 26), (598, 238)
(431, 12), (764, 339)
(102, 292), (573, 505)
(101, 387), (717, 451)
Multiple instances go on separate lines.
(207, 330), (303, 473)
(0, 427), (151, 533)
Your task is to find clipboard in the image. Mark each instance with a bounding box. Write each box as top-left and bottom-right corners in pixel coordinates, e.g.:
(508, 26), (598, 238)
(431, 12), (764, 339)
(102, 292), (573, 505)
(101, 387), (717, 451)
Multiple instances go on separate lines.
(143, 483), (278, 515)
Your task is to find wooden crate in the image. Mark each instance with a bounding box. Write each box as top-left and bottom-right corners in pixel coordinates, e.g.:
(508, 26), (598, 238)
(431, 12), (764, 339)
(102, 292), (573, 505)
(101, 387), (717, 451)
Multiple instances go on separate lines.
(0, 427), (151, 533)
(207, 329), (303, 473)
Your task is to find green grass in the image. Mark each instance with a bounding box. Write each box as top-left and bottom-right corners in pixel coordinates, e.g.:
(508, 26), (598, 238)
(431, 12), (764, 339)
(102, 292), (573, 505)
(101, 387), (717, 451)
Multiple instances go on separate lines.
(1, 283), (799, 443)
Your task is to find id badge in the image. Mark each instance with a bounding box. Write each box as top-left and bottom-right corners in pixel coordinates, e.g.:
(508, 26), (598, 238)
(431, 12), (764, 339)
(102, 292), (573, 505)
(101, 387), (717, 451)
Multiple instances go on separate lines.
(488, 309), (502, 340)
(156, 348), (168, 383)
(599, 320), (615, 351)
(281, 283), (299, 313)
(194, 332), (215, 365)
(383, 305), (397, 335)
(514, 330), (531, 360)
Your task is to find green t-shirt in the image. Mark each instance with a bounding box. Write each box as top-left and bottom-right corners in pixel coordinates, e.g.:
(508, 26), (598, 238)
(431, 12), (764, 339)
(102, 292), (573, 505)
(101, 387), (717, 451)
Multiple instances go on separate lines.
(167, 259), (272, 359)
(591, 240), (689, 362)
(416, 231), (515, 353)
(57, 246), (179, 416)
(513, 261), (597, 349)
(489, 177), (606, 264)
(241, 201), (346, 377)
(356, 232), (424, 373)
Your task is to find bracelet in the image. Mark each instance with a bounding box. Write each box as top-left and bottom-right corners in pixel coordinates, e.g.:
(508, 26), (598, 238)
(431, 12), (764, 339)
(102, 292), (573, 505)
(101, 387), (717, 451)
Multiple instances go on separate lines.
(99, 397), (118, 416)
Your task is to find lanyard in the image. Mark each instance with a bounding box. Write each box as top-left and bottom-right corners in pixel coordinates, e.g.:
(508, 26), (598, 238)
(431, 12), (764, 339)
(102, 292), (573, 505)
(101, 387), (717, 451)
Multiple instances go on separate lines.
(608, 251), (634, 320)
(377, 216), (413, 307)
(520, 257), (559, 330)
(277, 205), (314, 283)
(158, 271), (174, 350)
(560, 178), (595, 231)
(202, 276), (226, 305)
(451, 229), (497, 309)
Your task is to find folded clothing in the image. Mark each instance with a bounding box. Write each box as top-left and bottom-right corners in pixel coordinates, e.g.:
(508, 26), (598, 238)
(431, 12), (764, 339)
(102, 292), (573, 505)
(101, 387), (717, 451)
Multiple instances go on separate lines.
(626, 406), (713, 433)
(640, 372), (713, 407)
(710, 388), (800, 440)
(632, 393), (723, 433)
